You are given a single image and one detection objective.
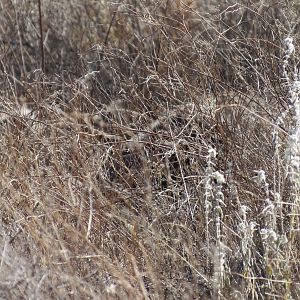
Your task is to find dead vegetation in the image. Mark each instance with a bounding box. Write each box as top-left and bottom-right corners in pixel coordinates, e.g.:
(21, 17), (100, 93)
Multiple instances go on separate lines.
(0, 0), (300, 299)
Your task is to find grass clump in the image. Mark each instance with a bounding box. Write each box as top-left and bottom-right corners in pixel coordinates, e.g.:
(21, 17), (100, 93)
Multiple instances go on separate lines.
(1, 0), (300, 299)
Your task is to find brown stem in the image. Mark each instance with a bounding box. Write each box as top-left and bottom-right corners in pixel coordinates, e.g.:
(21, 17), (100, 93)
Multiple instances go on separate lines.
(38, 0), (45, 72)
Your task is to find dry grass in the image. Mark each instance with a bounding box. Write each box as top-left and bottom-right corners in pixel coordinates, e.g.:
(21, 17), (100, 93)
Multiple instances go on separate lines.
(1, 0), (300, 299)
